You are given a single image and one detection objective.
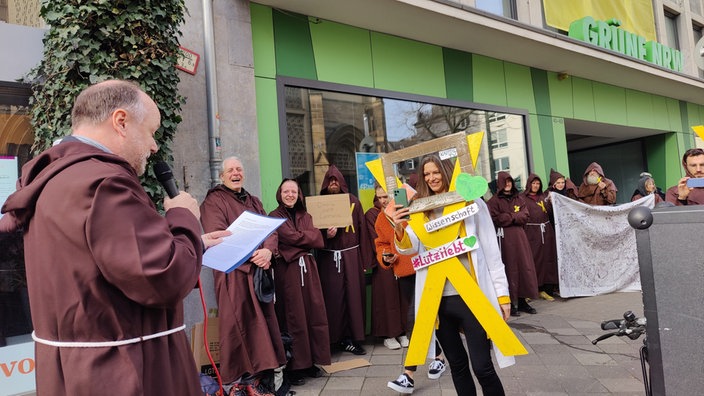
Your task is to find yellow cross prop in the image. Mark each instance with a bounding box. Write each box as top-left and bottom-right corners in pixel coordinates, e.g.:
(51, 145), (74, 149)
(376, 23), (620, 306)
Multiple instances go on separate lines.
(403, 200), (527, 366)
(345, 203), (355, 233)
(364, 132), (528, 367)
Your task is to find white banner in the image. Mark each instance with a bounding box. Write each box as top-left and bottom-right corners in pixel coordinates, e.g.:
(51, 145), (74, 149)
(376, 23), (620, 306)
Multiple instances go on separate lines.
(551, 192), (654, 297)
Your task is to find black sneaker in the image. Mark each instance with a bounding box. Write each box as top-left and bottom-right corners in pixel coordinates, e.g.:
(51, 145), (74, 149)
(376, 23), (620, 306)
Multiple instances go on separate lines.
(518, 300), (537, 314)
(339, 340), (366, 355)
(427, 358), (446, 379)
(306, 365), (324, 378)
(387, 373), (414, 394)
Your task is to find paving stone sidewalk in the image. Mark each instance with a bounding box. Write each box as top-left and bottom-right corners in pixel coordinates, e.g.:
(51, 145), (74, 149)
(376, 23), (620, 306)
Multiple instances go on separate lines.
(290, 291), (647, 396)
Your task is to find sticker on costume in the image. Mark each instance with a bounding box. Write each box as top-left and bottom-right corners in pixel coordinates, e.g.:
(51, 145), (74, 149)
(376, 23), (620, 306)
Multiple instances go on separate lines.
(423, 202), (479, 233)
(412, 235), (479, 271)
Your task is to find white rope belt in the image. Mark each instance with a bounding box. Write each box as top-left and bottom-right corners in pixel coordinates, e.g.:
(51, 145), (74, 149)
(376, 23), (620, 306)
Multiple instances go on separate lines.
(496, 227), (504, 250)
(526, 221), (549, 244)
(299, 255), (309, 286)
(322, 245), (359, 273)
(32, 324), (186, 348)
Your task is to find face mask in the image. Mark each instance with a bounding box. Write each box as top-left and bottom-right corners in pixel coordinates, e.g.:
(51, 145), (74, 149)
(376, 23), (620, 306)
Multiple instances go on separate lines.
(587, 174), (599, 185)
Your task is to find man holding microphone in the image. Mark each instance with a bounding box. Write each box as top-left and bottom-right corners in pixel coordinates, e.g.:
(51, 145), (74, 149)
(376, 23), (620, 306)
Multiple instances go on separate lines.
(1, 80), (227, 395)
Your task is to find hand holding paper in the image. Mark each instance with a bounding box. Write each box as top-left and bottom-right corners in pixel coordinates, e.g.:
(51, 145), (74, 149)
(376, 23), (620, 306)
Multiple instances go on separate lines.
(202, 211), (285, 273)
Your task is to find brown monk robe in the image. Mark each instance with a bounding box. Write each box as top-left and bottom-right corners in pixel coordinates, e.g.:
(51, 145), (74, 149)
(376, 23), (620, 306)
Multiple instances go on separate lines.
(522, 173), (559, 299)
(201, 181), (286, 384)
(0, 80), (206, 396)
(269, 179), (331, 377)
(578, 162), (618, 205)
(487, 171), (539, 315)
(365, 194), (407, 345)
(317, 165), (374, 354)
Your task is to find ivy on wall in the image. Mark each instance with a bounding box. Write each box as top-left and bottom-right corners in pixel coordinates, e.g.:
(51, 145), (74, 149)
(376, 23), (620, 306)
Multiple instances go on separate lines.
(24, 0), (186, 202)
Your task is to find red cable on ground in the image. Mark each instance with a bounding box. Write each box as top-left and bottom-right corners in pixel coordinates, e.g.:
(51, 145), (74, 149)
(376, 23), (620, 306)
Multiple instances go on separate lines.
(198, 276), (225, 396)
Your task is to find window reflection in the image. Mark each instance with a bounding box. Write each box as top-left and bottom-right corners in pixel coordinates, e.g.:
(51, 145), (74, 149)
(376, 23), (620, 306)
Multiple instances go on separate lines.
(0, 90), (34, 347)
(283, 86), (529, 199)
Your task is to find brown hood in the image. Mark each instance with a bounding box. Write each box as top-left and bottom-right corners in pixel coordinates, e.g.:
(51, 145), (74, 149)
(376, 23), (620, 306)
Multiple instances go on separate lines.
(582, 162), (605, 183)
(1, 139), (135, 232)
(496, 171), (518, 197)
(320, 165), (349, 195)
(275, 178), (306, 210)
(524, 173), (543, 194)
(549, 168), (565, 186)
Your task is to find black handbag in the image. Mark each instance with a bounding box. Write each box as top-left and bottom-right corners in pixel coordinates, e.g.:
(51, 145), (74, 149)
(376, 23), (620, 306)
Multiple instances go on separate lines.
(253, 265), (275, 303)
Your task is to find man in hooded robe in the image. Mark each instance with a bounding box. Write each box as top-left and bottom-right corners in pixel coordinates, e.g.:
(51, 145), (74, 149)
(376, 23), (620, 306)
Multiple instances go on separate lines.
(487, 171), (539, 316)
(577, 162), (617, 205)
(317, 165), (374, 355)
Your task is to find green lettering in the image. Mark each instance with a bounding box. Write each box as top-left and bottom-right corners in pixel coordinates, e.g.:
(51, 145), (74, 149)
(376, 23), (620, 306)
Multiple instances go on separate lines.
(662, 46), (672, 69)
(672, 50), (684, 72)
(638, 36), (647, 60)
(645, 41), (662, 66)
(597, 21), (612, 49)
(568, 16), (595, 41)
(625, 30), (639, 57)
(614, 26), (625, 53)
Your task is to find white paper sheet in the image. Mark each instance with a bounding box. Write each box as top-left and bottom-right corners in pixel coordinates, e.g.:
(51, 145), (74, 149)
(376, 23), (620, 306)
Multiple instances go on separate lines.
(202, 210), (285, 273)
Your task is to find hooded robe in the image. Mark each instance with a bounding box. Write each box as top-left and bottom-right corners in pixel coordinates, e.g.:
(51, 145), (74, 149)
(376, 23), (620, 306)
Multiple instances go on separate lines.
(486, 171), (538, 301)
(316, 165), (373, 343)
(200, 185), (286, 383)
(365, 200), (407, 339)
(0, 140), (203, 396)
(522, 174), (558, 288)
(269, 182), (331, 370)
(577, 162), (617, 205)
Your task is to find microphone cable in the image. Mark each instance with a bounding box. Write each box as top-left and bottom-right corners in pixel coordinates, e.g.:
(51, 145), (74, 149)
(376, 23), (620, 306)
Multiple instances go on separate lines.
(198, 276), (225, 395)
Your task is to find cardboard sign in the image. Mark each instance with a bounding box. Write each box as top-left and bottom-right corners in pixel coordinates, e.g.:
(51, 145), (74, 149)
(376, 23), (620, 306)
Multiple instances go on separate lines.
(306, 193), (354, 229)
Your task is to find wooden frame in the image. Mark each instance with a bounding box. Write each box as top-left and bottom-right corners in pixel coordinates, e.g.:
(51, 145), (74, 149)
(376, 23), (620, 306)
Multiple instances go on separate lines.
(381, 132), (473, 214)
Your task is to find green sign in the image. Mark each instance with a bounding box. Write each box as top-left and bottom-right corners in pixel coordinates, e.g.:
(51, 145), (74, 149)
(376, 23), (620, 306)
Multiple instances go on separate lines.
(569, 16), (683, 72)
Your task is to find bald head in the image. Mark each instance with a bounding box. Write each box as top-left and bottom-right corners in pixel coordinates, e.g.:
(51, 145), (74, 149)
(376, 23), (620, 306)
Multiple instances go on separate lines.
(71, 80), (147, 129)
(70, 80), (161, 175)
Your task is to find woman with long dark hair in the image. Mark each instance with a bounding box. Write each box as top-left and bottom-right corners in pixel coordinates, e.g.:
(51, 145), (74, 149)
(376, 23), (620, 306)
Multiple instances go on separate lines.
(388, 154), (511, 396)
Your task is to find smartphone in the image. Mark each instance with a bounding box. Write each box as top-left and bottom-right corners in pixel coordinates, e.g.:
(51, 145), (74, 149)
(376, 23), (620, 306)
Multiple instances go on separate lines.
(686, 178), (704, 188)
(393, 188), (410, 219)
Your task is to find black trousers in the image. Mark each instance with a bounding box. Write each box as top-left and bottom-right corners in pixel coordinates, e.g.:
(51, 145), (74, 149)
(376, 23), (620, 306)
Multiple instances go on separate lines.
(398, 275), (442, 372)
(435, 295), (505, 396)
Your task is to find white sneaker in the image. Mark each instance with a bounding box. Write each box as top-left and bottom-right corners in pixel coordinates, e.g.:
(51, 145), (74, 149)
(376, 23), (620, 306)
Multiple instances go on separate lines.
(397, 335), (410, 348)
(384, 337), (402, 350)
(387, 373), (414, 394)
(427, 358), (446, 379)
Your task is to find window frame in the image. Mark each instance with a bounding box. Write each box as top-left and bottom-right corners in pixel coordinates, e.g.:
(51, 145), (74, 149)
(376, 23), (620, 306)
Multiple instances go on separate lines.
(275, 76), (534, 194)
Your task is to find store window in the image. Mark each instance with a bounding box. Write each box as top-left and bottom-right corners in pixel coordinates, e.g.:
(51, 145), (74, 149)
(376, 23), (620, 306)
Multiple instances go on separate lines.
(0, 82), (34, 348)
(278, 80), (531, 200)
(475, 0), (517, 19)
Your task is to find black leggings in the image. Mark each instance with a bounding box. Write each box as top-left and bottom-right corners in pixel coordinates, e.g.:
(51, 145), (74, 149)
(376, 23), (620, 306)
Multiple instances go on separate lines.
(398, 275), (442, 372)
(435, 295), (505, 396)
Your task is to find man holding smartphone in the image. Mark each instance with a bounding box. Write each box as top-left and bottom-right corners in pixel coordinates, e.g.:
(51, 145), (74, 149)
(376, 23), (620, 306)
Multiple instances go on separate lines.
(666, 147), (704, 205)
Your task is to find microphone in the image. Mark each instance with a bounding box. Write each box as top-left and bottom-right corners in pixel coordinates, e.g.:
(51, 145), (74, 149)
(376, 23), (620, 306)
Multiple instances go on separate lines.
(154, 161), (179, 198)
